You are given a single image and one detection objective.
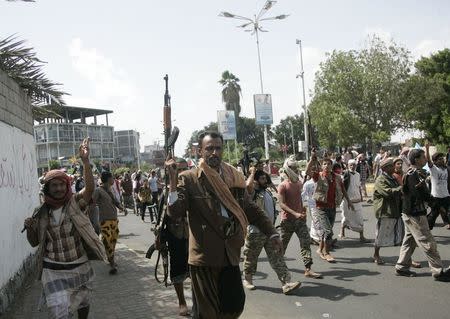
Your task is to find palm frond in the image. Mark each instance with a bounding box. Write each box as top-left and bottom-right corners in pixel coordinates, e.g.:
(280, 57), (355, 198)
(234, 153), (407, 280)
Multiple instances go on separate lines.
(0, 35), (66, 114)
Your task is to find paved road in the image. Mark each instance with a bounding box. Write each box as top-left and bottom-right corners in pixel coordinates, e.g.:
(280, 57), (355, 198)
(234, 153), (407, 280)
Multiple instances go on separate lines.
(119, 199), (450, 319)
(6, 195), (450, 318)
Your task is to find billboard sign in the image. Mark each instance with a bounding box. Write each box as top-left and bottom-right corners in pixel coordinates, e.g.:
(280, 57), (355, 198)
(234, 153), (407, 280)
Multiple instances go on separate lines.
(217, 110), (237, 140)
(254, 94), (273, 125)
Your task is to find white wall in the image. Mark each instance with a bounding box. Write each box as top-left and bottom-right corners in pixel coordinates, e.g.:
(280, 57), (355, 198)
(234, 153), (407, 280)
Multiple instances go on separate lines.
(0, 121), (39, 289)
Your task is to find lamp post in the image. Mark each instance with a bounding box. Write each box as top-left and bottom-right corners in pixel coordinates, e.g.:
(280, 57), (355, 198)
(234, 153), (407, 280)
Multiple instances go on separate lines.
(296, 39), (309, 160)
(220, 1), (289, 161)
(289, 120), (295, 156)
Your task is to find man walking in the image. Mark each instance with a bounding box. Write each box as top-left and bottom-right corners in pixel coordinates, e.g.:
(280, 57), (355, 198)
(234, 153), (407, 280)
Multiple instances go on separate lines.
(24, 138), (106, 319)
(302, 176), (320, 245)
(149, 170), (162, 207)
(306, 157), (353, 262)
(120, 172), (134, 213)
(279, 156), (322, 278)
(166, 131), (282, 319)
(163, 158), (191, 316)
(425, 143), (450, 230)
(93, 171), (125, 274)
(339, 159), (368, 242)
(138, 179), (154, 223)
(356, 153), (370, 199)
(243, 169), (301, 294)
(395, 149), (450, 281)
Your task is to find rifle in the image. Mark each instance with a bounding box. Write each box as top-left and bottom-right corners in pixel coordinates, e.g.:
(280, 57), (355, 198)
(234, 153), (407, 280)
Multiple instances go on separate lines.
(145, 74), (179, 287)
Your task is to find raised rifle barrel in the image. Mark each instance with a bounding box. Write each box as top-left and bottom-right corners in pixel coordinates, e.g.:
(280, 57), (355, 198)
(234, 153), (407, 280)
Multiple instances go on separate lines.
(163, 106), (171, 131)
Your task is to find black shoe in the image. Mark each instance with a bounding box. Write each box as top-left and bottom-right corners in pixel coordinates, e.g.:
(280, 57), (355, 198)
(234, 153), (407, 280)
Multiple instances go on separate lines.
(434, 269), (450, 282)
(395, 269), (417, 277)
(109, 267), (118, 275)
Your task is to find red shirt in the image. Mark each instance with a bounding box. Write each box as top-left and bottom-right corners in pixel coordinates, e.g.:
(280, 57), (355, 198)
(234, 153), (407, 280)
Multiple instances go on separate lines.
(313, 171), (340, 209)
(277, 180), (303, 220)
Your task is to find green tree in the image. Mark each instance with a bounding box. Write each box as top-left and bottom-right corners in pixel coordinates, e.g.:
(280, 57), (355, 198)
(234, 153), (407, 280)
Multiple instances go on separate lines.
(48, 160), (60, 170)
(406, 49), (450, 144)
(272, 114), (305, 155)
(236, 116), (265, 150)
(184, 122), (218, 158)
(219, 71), (242, 118)
(309, 35), (412, 151)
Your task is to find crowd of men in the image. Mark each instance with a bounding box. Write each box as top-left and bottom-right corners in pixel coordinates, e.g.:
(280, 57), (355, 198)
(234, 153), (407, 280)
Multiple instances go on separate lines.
(25, 135), (450, 318)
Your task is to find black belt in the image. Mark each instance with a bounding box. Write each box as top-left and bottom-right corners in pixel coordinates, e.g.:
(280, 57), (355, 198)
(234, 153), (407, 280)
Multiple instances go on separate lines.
(43, 260), (87, 270)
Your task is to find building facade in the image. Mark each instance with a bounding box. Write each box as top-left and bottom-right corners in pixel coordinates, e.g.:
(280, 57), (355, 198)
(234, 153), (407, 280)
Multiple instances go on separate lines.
(114, 130), (140, 164)
(33, 106), (114, 170)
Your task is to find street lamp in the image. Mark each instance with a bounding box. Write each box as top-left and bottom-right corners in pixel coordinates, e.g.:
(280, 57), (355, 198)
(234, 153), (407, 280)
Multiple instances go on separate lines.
(289, 120), (295, 156)
(220, 0), (289, 161)
(296, 39), (309, 160)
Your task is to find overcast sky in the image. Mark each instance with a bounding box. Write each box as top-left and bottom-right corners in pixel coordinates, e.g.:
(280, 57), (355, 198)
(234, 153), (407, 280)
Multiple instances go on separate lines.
(2, 0), (450, 154)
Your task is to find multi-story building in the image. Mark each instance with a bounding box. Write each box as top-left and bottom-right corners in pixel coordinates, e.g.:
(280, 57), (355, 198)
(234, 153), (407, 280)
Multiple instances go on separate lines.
(114, 130), (140, 164)
(34, 105), (114, 170)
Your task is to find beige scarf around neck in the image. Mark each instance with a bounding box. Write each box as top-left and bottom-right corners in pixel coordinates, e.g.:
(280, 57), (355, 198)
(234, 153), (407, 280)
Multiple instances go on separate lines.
(198, 158), (249, 235)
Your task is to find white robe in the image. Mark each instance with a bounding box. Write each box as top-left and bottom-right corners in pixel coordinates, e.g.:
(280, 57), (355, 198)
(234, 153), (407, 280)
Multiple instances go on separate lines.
(340, 172), (364, 233)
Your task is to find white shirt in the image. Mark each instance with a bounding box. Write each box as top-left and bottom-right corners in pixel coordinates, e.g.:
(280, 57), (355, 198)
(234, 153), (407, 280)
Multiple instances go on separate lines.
(346, 171), (362, 202)
(301, 179), (317, 209)
(149, 177), (158, 192)
(429, 165), (449, 198)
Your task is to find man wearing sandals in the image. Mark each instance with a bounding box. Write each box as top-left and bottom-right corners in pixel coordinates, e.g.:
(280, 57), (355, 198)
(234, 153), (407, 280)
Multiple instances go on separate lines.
(339, 159), (369, 242)
(307, 157), (353, 263)
(278, 156), (323, 278)
(23, 139), (107, 319)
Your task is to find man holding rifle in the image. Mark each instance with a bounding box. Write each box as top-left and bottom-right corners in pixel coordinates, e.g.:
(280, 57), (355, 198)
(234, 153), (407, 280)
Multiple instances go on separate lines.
(23, 138), (106, 319)
(166, 131), (283, 319)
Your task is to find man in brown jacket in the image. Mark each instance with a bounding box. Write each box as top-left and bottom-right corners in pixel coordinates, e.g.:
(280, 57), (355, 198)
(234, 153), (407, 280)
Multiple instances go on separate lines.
(166, 131), (282, 319)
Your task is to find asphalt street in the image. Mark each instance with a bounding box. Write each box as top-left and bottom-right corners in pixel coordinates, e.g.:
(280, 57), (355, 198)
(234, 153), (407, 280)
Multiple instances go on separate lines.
(119, 195), (450, 319)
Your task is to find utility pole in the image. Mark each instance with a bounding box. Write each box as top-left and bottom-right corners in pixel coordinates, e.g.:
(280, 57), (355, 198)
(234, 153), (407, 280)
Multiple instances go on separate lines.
(290, 120), (295, 156)
(296, 39), (309, 160)
(220, 2), (289, 162)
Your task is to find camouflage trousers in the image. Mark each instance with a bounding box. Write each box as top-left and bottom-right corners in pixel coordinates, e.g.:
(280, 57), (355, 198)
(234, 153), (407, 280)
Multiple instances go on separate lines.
(279, 218), (313, 269)
(243, 232), (291, 284)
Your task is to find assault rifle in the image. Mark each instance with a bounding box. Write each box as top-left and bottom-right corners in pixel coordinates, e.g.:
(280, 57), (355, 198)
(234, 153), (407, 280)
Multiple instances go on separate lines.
(145, 75), (179, 287)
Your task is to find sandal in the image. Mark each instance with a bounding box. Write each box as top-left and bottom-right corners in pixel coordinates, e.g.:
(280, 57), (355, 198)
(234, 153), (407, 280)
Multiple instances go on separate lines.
(373, 258), (385, 265)
(323, 254), (336, 263)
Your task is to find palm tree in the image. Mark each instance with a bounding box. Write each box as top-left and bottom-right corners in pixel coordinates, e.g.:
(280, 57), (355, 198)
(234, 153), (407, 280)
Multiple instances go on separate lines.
(219, 70), (242, 118)
(0, 35), (66, 120)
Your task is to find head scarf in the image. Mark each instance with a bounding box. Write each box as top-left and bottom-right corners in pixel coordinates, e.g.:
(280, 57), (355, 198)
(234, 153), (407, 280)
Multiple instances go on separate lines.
(281, 155), (299, 183)
(380, 158), (394, 169)
(43, 169), (73, 208)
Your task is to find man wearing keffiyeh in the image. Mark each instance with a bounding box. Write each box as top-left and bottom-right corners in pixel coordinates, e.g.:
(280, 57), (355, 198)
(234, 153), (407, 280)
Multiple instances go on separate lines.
(24, 138), (106, 319)
(166, 131), (282, 319)
(278, 156), (323, 279)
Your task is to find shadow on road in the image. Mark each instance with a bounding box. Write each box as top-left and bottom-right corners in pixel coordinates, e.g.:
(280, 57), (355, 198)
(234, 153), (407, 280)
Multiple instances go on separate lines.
(320, 266), (381, 282)
(255, 281), (378, 301)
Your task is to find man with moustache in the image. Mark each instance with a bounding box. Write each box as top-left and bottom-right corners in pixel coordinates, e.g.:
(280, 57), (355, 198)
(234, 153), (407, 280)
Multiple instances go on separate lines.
(23, 138), (106, 319)
(242, 169), (301, 294)
(166, 131), (282, 319)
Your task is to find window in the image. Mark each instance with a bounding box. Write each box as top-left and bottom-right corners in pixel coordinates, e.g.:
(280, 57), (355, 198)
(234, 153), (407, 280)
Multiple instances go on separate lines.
(88, 126), (102, 141)
(34, 126), (47, 143)
(102, 127), (113, 142)
(59, 124), (73, 142)
(73, 125), (88, 141)
(47, 124), (58, 142)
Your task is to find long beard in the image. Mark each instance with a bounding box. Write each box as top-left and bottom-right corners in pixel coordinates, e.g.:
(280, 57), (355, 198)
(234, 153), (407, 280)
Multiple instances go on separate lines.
(206, 156), (221, 168)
